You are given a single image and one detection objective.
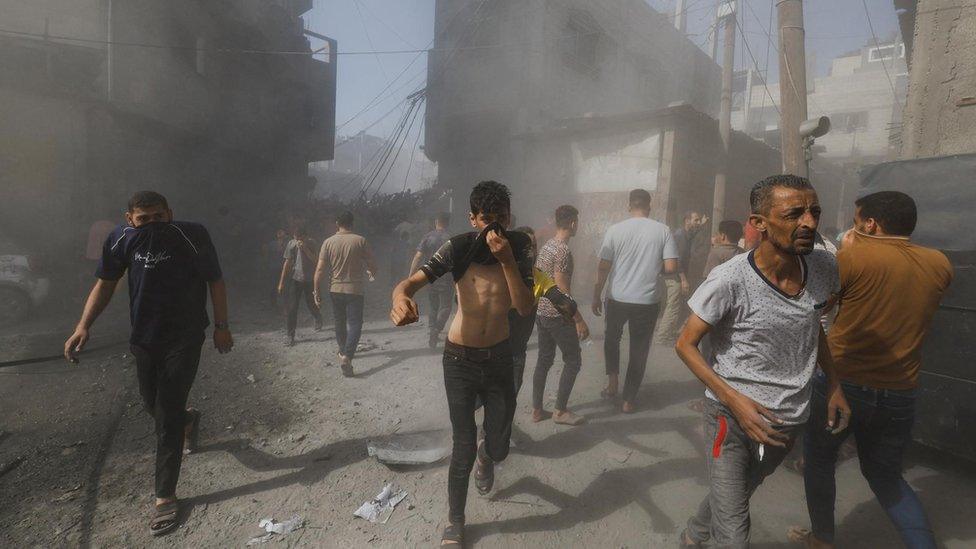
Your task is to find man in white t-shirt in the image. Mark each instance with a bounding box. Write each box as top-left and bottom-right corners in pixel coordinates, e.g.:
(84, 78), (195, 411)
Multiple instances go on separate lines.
(675, 175), (851, 548)
(591, 189), (679, 413)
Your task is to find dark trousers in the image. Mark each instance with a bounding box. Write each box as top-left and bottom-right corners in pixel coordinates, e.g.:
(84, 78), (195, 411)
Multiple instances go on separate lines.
(803, 375), (935, 548)
(331, 292), (365, 358)
(130, 338), (203, 498)
(509, 308), (538, 399)
(428, 284), (454, 339)
(286, 279), (322, 337)
(603, 299), (660, 402)
(443, 340), (515, 524)
(532, 315), (582, 410)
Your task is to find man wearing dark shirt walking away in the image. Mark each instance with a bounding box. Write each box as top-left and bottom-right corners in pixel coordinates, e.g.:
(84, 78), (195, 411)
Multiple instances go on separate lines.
(391, 181), (535, 547)
(411, 212), (454, 348)
(532, 205), (589, 426)
(64, 191), (233, 537)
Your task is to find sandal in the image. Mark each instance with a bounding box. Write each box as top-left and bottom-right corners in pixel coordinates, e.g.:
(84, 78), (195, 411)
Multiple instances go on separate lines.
(440, 523), (464, 547)
(183, 408), (201, 455)
(150, 499), (180, 537)
(474, 444), (494, 495)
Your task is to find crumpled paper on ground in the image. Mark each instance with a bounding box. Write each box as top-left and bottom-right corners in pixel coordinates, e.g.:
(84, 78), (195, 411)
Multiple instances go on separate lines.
(353, 484), (408, 524)
(245, 515), (305, 545)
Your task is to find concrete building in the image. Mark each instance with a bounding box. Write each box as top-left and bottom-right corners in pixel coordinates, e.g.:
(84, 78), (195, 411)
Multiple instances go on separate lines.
(731, 39), (908, 166)
(423, 0), (721, 226)
(0, 0), (336, 262)
(897, 0), (976, 159)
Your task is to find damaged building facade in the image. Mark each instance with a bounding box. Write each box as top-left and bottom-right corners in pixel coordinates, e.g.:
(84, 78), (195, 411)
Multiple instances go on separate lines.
(0, 0), (336, 260)
(424, 0), (745, 232)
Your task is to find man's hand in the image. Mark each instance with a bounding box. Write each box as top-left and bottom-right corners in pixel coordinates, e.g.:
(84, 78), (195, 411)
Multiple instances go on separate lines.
(698, 215), (710, 227)
(486, 229), (516, 265)
(390, 295), (420, 326)
(277, 283), (285, 295)
(64, 327), (90, 364)
(591, 297), (603, 317)
(680, 279), (691, 296)
(575, 318), (590, 341)
(214, 328), (234, 353)
(313, 289), (322, 306)
(725, 391), (789, 447)
(826, 381), (852, 434)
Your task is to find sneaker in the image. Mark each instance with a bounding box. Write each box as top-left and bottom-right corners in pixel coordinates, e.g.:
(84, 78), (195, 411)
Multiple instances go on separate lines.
(340, 356), (354, 377)
(428, 334), (439, 349)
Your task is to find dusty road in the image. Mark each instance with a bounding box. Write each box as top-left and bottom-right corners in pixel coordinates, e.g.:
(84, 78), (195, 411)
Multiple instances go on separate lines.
(2, 291), (976, 548)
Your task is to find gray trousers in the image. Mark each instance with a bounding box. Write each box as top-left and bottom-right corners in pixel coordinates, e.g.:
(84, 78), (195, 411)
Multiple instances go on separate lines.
(532, 315), (582, 411)
(686, 398), (802, 548)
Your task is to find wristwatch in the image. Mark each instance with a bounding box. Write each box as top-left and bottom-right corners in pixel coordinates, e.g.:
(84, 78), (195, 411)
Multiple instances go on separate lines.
(214, 321), (229, 330)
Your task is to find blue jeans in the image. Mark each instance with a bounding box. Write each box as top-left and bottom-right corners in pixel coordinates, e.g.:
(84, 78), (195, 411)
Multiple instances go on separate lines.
(803, 375), (936, 548)
(330, 292), (364, 358)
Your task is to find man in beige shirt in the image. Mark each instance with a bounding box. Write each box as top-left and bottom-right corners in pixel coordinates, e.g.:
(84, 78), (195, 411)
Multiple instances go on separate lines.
(314, 211), (377, 377)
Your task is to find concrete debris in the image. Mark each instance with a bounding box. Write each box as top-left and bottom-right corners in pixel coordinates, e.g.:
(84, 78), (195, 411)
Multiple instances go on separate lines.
(245, 374), (256, 383)
(367, 429), (451, 465)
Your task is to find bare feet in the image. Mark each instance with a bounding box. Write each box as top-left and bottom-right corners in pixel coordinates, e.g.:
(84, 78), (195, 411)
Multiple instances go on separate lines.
(621, 401), (636, 414)
(601, 376), (619, 399)
(340, 355), (353, 377)
(552, 410), (585, 426)
(531, 408), (552, 423)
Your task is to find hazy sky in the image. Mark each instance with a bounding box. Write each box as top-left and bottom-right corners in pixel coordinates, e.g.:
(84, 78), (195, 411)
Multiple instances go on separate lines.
(305, 0), (900, 141)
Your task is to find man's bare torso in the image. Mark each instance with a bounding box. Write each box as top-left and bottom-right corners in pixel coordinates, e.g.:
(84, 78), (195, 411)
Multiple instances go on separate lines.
(448, 263), (513, 348)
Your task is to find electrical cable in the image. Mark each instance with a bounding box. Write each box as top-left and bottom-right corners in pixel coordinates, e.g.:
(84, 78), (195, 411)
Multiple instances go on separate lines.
(860, 0), (899, 99)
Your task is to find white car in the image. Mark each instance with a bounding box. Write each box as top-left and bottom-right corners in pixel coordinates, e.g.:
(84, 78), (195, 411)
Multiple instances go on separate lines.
(0, 235), (50, 327)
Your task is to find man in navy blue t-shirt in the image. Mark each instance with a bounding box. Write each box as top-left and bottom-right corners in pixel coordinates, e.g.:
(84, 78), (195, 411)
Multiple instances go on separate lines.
(63, 191), (233, 537)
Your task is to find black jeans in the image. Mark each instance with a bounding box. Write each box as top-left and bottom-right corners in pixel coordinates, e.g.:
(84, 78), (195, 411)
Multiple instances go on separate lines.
(130, 338), (203, 498)
(428, 284), (454, 339)
(803, 375), (935, 548)
(509, 308), (537, 398)
(331, 292), (365, 358)
(533, 315), (582, 410)
(604, 299), (660, 402)
(286, 279), (322, 337)
(443, 340), (515, 524)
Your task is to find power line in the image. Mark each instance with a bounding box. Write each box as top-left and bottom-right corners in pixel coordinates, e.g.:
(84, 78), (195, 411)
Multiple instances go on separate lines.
(732, 7), (781, 117)
(352, 0), (390, 80)
(860, 0), (898, 99)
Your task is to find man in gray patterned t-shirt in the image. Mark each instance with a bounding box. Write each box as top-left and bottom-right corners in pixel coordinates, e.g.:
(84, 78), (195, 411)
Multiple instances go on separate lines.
(675, 175), (851, 548)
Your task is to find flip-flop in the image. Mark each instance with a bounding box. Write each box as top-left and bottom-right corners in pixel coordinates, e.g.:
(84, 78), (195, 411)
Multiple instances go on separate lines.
(183, 409), (201, 455)
(150, 499), (179, 537)
(440, 523), (464, 547)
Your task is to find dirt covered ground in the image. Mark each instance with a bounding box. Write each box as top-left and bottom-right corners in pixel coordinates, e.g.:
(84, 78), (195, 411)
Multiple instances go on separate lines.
(2, 290), (976, 548)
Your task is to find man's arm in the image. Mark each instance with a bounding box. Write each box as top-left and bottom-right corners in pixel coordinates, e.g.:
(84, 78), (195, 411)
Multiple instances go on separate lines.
(674, 315), (789, 447)
(64, 279), (119, 362)
(408, 251), (424, 275)
(313, 258), (327, 305)
(209, 279), (233, 353)
(278, 258), (292, 293)
(591, 258), (612, 316)
(391, 270), (429, 325)
(554, 270), (589, 339)
(816, 326), (851, 433)
(486, 231), (534, 316)
(663, 258), (680, 275)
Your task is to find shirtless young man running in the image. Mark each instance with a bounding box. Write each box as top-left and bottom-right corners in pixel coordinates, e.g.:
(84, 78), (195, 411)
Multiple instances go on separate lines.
(390, 181), (535, 547)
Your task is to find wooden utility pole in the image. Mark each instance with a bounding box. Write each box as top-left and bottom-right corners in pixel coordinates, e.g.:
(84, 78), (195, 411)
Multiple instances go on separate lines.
(777, 0), (808, 176)
(713, 1), (735, 226)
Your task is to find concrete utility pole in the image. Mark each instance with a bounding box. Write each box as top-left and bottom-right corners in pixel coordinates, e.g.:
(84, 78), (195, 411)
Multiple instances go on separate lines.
(674, 0), (688, 33)
(777, 0), (808, 177)
(713, 1), (736, 227)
